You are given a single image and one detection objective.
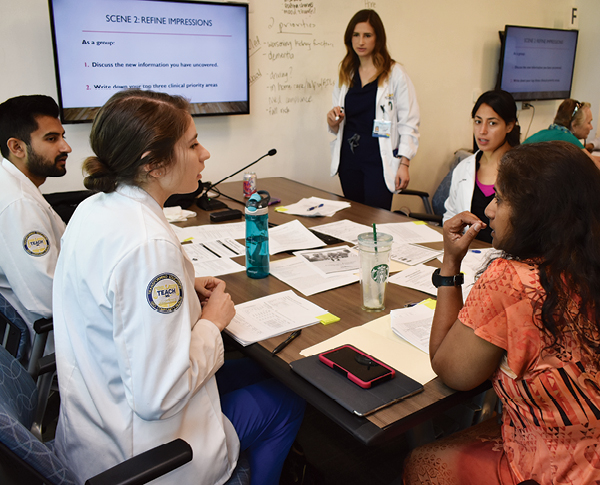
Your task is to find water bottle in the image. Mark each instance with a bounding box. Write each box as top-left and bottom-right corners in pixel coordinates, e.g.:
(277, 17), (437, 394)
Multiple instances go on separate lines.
(245, 190), (270, 278)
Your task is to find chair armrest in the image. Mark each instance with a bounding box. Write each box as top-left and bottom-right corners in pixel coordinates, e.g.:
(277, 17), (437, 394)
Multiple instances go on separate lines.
(408, 212), (443, 225)
(35, 353), (56, 377)
(27, 319), (53, 376)
(33, 318), (53, 334)
(400, 189), (430, 198)
(397, 189), (433, 215)
(84, 439), (193, 485)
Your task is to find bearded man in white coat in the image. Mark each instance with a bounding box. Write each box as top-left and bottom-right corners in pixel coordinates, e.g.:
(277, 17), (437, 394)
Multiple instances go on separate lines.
(0, 95), (71, 354)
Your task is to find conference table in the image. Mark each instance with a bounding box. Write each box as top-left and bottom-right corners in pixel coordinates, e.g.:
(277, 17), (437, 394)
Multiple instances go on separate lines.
(178, 177), (490, 446)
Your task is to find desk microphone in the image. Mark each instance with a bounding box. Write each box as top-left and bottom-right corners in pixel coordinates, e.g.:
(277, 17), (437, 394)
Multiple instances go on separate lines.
(197, 149), (277, 211)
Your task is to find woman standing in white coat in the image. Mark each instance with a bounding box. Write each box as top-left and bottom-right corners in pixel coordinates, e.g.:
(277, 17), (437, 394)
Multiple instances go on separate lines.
(443, 90), (519, 243)
(52, 90), (304, 485)
(327, 9), (420, 210)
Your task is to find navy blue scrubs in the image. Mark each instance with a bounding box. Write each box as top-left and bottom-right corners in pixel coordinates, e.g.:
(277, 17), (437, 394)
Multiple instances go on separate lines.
(339, 72), (393, 210)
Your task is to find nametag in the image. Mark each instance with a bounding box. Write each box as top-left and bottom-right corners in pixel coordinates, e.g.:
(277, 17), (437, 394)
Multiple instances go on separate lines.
(372, 119), (391, 138)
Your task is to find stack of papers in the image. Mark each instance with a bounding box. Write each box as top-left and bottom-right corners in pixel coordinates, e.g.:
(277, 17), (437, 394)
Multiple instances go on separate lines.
(390, 299), (436, 354)
(173, 219), (331, 277)
(225, 290), (328, 346)
(182, 239), (246, 277)
(275, 197), (351, 217)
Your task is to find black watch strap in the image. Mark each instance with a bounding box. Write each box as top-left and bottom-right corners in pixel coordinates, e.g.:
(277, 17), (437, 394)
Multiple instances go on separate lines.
(432, 268), (464, 288)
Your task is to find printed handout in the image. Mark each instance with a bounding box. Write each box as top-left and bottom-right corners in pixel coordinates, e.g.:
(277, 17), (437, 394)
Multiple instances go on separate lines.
(293, 246), (360, 278)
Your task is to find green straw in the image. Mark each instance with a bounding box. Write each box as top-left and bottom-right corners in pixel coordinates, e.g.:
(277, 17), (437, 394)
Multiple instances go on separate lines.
(372, 223), (378, 253)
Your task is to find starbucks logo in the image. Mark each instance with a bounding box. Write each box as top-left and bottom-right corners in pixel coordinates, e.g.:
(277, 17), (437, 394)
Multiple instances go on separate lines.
(371, 264), (389, 283)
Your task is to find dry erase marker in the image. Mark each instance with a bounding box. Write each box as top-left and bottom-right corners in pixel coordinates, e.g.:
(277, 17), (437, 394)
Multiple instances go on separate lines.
(335, 107), (344, 121)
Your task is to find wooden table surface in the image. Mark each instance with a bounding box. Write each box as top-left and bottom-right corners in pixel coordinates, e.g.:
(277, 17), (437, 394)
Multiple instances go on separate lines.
(178, 177), (489, 445)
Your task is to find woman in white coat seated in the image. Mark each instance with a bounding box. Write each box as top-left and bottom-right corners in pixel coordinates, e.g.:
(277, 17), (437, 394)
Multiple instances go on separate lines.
(52, 90), (304, 485)
(443, 90), (519, 243)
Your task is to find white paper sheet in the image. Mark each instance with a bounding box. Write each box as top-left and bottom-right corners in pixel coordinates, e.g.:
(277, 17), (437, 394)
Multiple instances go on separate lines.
(311, 219), (372, 244)
(275, 196), (351, 217)
(225, 290), (327, 346)
(293, 246), (360, 278)
(390, 301), (436, 354)
(391, 243), (443, 266)
(268, 219), (326, 255)
(269, 257), (359, 296)
(186, 257), (245, 277)
(378, 221), (443, 244)
(389, 264), (437, 296)
(174, 221), (245, 243)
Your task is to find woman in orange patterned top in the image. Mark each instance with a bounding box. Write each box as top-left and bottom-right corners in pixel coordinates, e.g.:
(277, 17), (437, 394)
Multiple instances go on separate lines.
(403, 141), (600, 485)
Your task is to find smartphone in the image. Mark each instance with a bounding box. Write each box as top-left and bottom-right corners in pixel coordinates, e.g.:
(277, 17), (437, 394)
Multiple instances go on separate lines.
(318, 345), (395, 389)
(210, 209), (243, 222)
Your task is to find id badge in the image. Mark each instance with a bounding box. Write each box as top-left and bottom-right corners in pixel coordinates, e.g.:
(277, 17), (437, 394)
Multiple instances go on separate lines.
(372, 119), (391, 138)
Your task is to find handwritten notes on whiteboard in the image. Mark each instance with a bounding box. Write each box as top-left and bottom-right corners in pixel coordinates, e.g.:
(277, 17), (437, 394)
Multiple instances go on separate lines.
(248, 0), (347, 117)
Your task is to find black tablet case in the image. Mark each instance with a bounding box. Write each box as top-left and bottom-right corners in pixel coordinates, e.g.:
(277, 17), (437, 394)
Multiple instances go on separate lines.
(290, 354), (424, 416)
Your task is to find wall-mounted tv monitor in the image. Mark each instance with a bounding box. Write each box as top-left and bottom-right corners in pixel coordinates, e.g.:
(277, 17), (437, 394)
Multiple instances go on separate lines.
(48, 0), (249, 123)
(497, 25), (578, 101)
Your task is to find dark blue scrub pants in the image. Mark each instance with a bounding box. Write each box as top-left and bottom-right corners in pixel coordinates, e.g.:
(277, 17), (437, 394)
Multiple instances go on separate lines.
(217, 358), (305, 485)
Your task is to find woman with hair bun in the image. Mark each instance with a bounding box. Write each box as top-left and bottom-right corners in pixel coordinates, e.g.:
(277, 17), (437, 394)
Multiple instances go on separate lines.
(52, 90), (304, 485)
(443, 89), (519, 243)
(327, 9), (420, 210)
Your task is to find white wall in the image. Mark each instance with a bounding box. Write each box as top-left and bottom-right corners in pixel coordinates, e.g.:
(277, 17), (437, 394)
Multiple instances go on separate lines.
(1, 0), (597, 208)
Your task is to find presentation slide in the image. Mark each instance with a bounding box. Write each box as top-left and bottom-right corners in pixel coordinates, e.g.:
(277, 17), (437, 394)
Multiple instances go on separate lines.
(500, 27), (577, 96)
(50, 0), (248, 114)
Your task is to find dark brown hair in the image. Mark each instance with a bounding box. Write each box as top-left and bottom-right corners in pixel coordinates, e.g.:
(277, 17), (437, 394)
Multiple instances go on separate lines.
(472, 90), (520, 147)
(83, 90), (190, 193)
(496, 141), (600, 356)
(339, 10), (394, 88)
(0, 95), (60, 159)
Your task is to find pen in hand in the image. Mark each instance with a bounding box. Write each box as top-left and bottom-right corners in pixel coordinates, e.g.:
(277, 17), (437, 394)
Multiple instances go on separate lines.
(271, 329), (302, 356)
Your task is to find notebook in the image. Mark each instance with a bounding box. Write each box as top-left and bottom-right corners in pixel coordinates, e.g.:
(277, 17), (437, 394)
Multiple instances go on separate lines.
(290, 354), (424, 416)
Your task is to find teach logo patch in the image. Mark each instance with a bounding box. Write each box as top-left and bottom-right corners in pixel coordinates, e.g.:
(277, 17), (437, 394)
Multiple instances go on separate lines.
(146, 273), (184, 314)
(23, 231), (50, 257)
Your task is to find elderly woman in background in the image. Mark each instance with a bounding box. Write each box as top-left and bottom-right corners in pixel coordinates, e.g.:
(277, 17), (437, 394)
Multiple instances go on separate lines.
(523, 99), (598, 161)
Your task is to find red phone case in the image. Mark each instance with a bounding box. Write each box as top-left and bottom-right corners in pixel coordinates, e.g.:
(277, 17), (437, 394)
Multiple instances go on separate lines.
(318, 344), (395, 389)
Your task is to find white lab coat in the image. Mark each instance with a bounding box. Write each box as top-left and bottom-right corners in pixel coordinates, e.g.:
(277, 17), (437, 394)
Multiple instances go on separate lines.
(329, 63), (420, 193)
(0, 158), (64, 346)
(442, 152), (479, 224)
(53, 185), (239, 484)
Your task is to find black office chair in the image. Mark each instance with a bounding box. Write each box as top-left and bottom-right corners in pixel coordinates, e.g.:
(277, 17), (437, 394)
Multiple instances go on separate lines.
(395, 149), (473, 225)
(43, 190), (96, 224)
(0, 343), (192, 484)
(0, 293), (56, 438)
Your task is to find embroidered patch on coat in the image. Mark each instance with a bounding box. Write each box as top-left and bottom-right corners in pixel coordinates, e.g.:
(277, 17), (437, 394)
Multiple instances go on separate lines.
(146, 273), (184, 314)
(23, 231), (50, 256)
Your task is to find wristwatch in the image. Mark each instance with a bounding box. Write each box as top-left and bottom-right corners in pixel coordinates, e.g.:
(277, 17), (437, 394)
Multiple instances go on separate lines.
(431, 268), (464, 288)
